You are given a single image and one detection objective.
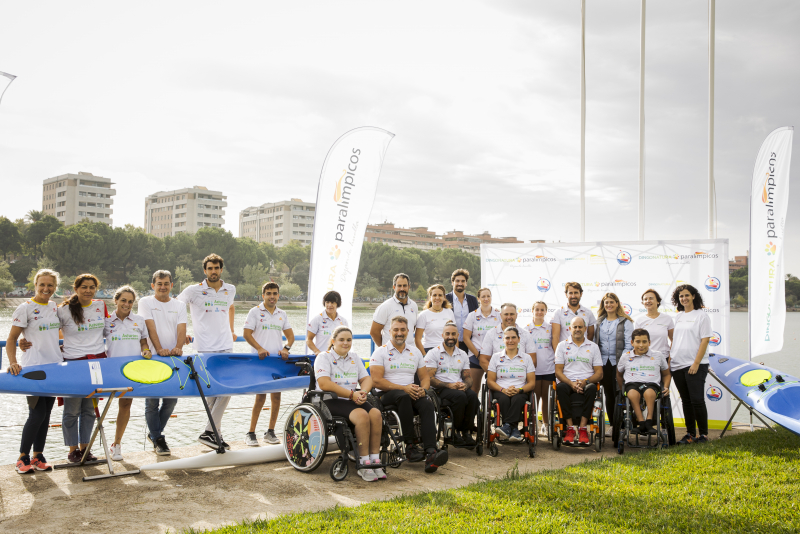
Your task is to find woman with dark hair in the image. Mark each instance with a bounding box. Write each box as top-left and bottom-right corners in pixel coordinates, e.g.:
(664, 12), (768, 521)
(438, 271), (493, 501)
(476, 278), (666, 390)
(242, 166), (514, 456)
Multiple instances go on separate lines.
(463, 288), (501, 394)
(593, 292), (634, 434)
(525, 301), (555, 437)
(57, 274), (108, 463)
(634, 289), (674, 363)
(306, 290), (349, 355)
(486, 326), (536, 442)
(415, 284), (455, 354)
(670, 284), (712, 444)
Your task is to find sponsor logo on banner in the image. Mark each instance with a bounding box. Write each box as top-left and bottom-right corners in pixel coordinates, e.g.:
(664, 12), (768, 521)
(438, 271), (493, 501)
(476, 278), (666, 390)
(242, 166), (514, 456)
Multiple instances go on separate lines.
(512, 281), (528, 292)
(706, 386), (723, 402)
(622, 304), (632, 316)
(709, 331), (722, 346)
(330, 245), (341, 260)
(590, 254), (607, 265)
(765, 241), (777, 256)
(704, 276), (721, 292)
(486, 255), (555, 264)
(536, 278), (551, 293)
(616, 251), (632, 265)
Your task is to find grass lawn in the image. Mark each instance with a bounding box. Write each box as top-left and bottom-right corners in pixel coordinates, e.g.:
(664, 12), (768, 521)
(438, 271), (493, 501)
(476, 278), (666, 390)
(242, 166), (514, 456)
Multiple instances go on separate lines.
(191, 428), (800, 534)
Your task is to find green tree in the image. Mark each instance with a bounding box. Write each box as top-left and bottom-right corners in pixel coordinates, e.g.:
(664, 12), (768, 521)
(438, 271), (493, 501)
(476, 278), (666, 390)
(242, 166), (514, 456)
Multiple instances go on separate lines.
(25, 210), (45, 223)
(26, 215), (62, 258)
(292, 261), (310, 291)
(732, 294), (747, 308)
(414, 284), (427, 301)
(174, 266), (195, 294)
(130, 280), (147, 298)
(280, 282), (302, 299)
(0, 216), (22, 260)
(278, 240), (309, 278)
(9, 257), (37, 285)
(242, 263), (270, 287)
(41, 223), (106, 273)
(129, 265), (153, 287)
(0, 262), (15, 295)
(236, 283), (258, 301)
(228, 237), (262, 284)
(361, 287), (381, 300)
(260, 242), (279, 271)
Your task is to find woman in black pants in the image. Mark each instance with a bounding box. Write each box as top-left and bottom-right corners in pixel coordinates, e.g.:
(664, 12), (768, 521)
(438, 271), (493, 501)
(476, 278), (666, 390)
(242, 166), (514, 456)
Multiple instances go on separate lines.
(670, 285), (713, 444)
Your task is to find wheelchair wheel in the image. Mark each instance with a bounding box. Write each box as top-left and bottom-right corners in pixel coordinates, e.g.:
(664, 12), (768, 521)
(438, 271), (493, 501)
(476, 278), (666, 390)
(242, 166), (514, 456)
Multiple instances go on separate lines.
(284, 403), (328, 473)
(330, 457), (348, 481)
(617, 439), (625, 455)
(476, 443), (484, 456)
(594, 433), (602, 452)
(552, 431), (561, 450)
(528, 443), (535, 458)
(489, 442), (499, 457)
(662, 402), (676, 446)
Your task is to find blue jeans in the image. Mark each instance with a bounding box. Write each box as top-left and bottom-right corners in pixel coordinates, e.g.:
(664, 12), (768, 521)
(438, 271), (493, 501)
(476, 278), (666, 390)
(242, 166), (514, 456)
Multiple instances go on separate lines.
(62, 397), (96, 446)
(145, 398), (178, 440)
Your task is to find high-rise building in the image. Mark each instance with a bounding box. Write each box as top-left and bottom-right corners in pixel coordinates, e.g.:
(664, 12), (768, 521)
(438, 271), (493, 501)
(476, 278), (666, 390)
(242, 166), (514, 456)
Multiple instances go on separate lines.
(42, 172), (115, 226)
(144, 186), (227, 238)
(239, 199), (316, 246)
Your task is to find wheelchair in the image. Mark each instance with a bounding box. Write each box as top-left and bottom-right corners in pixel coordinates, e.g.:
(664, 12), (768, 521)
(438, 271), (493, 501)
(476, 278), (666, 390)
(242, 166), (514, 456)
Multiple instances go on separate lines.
(428, 388), (478, 452)
(548, 381), (604, 451)
(283, 362), (404, 481)
(477, 381), (538, 458)
(613, 386), (676, 454)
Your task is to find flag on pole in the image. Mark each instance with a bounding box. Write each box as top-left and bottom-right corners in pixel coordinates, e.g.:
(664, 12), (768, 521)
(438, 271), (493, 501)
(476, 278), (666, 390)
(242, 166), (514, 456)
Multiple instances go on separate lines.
(0, 71), (17, 107)
(749, 126), (794, 359)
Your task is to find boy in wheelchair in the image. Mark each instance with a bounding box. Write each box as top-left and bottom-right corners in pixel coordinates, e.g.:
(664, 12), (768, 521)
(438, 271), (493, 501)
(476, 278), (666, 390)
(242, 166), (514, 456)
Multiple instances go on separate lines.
(615, 328), (671, 436)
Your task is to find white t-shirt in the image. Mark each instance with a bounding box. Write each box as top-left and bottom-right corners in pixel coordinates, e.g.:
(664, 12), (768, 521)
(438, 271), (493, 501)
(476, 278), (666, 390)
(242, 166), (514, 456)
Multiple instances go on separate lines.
(416, 307), (456, 348)
(488, 351), (536, 389)
(372, 296), (419, 346)
(481, 325), (533, 357)
(617, 349), (668, 385)
(104, 312), (148, 358)
(670, 310), (713, 371)
(554, 338), (603, 383)
(243, 304), (291, 355)
(57, 300), (108, 360)
(634, 313), (675, 357)
(177, 279), (236, 352)
(525, 320), (556, 375)
(551, 304), (597, 343)
(11, 299), (62, 367)
(369, 343), (425, 392)
(307, 312), (349, 353)
(137, 296), (187, 353)
(463, 307), (501, 356)
(424, 345), (469, 384)
(315, 350), (368, 392)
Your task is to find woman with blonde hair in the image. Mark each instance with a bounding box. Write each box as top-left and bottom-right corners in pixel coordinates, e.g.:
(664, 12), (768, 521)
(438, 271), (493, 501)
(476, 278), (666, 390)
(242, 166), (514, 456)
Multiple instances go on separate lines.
(415, 284), (455, 354)
(593, 292), (634, 435)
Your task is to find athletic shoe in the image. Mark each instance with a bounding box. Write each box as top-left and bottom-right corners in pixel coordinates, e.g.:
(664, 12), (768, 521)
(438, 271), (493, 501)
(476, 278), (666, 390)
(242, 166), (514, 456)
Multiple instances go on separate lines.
(578, 427), (590, 445)
(245, 432), (259, 447)
(15, 455), (34, 474)
(677, 433), (696, 445)
(155, 437), (171, 456)
(147, 434), (155, 449)
(461, 431), (477, 447)
(198, 431), (219, 449)
(634, 421), (646, 435)
(509, 428), (523, 442)
(31, 454), (52, 472)
(695, 435), (709, 444)
(424, 448), (448, 473)
(110, 443), (123, 461)
(645, 420), (658, 435)
(564, 426), (577, 444)
(82, 449), (98, 462)
(357, 459), (378, 482)
(496, 423), (512, 440)
(67, 449), (83, 463)
(373, 466), (387, 480)
(406, 444), (425, 463)
(539, 423), (549, 437)
(263, 430), (280, 445)
(605, 425), (613, 437)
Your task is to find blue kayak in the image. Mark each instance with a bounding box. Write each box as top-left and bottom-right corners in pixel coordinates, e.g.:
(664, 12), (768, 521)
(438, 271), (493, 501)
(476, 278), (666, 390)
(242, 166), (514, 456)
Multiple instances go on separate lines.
(0, 353), (315, 398)
(709, 353), (800, 437)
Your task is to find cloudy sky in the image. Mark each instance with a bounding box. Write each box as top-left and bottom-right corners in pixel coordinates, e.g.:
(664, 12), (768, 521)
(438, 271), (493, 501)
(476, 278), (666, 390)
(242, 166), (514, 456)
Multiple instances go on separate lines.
(1, 1), (798, 272)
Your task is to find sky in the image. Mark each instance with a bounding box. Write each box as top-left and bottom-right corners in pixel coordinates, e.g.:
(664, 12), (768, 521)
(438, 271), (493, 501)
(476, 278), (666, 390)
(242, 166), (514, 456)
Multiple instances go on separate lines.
(1, 1), (798, 273)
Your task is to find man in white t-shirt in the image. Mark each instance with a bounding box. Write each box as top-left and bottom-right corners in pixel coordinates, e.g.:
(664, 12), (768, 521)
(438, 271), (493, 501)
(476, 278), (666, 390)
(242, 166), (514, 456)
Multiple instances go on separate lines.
(479, 303), (537, 370)
(370, 316), (448, 473)
(554, 317), (603, 445)
(370, 273), (418, 347)
(616, 328), (670, 435)
(138, 270), (188, 456)
(551, 282), (597, 344)
(177, 254), (237, 450)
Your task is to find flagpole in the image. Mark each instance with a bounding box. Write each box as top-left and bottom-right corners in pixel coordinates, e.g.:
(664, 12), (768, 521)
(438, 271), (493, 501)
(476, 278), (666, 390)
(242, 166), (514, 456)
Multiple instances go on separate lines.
(708, 0), (716, 239)
(580, 0), (586, 242)
(638, 0), (646, 241)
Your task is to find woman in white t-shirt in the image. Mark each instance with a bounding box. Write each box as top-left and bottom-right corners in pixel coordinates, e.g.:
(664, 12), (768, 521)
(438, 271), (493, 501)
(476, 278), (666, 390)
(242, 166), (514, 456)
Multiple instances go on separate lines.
(306, 290), (350, 354)
(415, 284), (455, 354)
(634, 289), (674, 363)
(6, 269), (62, 474)
(58, 274), (109, 463)
(105, 286), (150, 462)
(462, 288), (501, 393)
(670, 284), (713, 445)
(525, 301), (556, 437)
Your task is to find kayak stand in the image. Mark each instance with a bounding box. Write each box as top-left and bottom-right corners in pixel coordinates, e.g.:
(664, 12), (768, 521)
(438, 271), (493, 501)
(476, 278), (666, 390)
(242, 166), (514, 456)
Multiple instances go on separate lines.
(710, 370), (777, 438)
(185, 356), (225, 454)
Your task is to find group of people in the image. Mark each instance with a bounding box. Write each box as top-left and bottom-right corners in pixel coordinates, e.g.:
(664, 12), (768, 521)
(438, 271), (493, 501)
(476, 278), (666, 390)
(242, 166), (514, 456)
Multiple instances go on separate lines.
(6, 260), (715, 481)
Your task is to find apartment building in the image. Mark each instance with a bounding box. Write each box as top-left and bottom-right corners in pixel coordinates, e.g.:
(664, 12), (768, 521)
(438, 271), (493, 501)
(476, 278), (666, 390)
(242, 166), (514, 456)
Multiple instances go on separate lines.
(441, 230), (524, 254)
(364, 223), (443, 251)
(144, 186), (227, 238)
(729, 254), (748, 274)
(239, 199), (316, 246)
(42, 172), (115, 226)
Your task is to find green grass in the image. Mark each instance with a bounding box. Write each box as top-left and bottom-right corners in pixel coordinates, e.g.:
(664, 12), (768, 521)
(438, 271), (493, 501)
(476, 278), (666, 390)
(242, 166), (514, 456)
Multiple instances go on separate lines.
(190, 428), (800, 534)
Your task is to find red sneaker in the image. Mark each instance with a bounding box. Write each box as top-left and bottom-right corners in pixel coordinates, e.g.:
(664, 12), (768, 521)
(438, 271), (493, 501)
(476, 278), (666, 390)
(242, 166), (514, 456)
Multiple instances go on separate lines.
(564, 426), (577, 444)
(578, 427), (590, 445)
(31, 454), (53, 472)
(15, 456), (34, 474)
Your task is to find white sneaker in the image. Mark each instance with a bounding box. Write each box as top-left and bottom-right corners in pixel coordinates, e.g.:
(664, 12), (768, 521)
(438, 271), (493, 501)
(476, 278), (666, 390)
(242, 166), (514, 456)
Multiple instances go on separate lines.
(110, 443), (123, 461)
(263, 430), (280, 445)
(373, 467), (387, 480)
(245, 432), (259, 447)
(357, 459), (378, 482)
(539, 423), (549, 437)
(605, 425), (613, 437)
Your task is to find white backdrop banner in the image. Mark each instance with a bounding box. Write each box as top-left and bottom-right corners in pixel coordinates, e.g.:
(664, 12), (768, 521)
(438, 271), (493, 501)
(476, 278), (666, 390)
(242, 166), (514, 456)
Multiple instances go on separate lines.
(749, 126), (794, 358)
(305, 127), (394, 340)
(481, 239), (731, 428)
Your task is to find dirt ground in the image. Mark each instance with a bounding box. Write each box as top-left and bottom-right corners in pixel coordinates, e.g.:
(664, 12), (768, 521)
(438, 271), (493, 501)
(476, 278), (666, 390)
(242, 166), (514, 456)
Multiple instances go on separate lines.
(0, 428), (741, 534)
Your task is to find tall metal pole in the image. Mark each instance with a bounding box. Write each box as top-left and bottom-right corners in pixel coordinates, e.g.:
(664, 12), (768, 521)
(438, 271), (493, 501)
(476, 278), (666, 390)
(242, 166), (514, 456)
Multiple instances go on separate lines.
(638, 0), (646, 241)
(708, 0), (716, 239)
(580, 0), (586, 242)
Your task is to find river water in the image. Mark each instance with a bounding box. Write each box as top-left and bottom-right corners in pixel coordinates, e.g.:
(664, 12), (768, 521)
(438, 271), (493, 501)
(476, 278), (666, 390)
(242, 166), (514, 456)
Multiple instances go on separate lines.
(0, 306), (798, 465)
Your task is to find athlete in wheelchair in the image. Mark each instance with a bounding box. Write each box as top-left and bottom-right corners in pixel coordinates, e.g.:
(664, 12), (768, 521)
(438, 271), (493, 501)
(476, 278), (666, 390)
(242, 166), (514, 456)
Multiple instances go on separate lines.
(614, 328), (673, 453)
(425, 321), (479, 450)
(551, 316), (605, 449)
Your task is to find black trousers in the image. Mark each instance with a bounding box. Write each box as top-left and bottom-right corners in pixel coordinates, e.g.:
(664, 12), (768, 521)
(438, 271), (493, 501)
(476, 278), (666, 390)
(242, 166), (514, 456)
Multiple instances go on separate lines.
(378, 389), (438, 450)
(491, 390), (528, 425)
(436, 387), (479, 431)
(457, 341), (470, 354)
(601, 361), (618, 427)
(21, 396), (55, 455)
(555, 382), (598, 423)
(672, 364), (709, 436)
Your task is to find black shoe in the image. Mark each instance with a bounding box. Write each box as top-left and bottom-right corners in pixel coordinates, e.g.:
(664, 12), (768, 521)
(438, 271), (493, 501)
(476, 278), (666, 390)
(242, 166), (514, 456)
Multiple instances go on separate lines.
(220, 439), (231, 450)
(198, 431), (218, 449)
(406, 444), (425, 462)
(461, 431), (476, 447)
(155, 437), (171, 456)
(452, 431), (466, 447)
(677, 433), (696, 445)
(645, 420), (658, 435)
(424, 448), (448, 473)
(147, 434), (156, 449)
(635, 421), (647, 435)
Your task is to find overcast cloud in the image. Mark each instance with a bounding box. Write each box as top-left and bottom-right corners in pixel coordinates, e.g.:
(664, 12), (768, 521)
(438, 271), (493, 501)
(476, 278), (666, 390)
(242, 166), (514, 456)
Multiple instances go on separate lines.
(1, 1), (798, 273)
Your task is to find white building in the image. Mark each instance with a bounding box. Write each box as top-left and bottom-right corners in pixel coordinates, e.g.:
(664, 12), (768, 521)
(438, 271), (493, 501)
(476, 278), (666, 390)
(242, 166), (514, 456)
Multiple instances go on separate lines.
(239, 198), (315, 246)
(42, 172), (115, 226)
(144, 186), (227, 238)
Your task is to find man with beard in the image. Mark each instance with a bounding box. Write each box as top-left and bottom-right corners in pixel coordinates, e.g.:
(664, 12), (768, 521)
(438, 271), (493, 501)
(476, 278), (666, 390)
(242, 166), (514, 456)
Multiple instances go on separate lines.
(370, 316), (448, 473)
(445, 269), (479, 354)
(551, 282), (596, 345)
(425, 322), (478, 446)
(479, 303), (537, 371)
(370, 273), (418, 347)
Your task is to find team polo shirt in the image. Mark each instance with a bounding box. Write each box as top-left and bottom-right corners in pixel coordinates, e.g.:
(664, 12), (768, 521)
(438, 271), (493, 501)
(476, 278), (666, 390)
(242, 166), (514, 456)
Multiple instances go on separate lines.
(488, 351), (536, 389)
(416, 307), (455, 348)
(424, 345), (469, 384)
(525, 320), (556, 375)
(315, 350), (368, 392)
(463, 307), (501, 356)
(11, 299), (62, 366)
(481, 325), (533, 357)
(551, 304), (597, 343)
(307, 312), (349, 353)
(372, 295), (418, 346)
(369, 343), (425, 392)
(617, 349), (668, 385)
(104, 312), (148, 358)
(634, 313), (675, 357)
(670, 310), (713, 371)
(243, 304), (291, 355)
(138, 296), (187, 353)
(554, 338), (602, 383)
(57, 300), (108, 360)
(177, 279), (236, 352)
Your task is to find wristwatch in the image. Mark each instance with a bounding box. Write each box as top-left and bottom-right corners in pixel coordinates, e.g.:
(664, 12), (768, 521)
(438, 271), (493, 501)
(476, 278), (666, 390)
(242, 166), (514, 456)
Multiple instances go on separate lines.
(283, 345), (291, 351)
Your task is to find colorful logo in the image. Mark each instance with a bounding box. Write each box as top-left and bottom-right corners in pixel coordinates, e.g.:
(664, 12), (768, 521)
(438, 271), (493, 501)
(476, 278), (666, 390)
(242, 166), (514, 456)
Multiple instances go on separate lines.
(765, 242), (777, 256)
(706, 386), (723, 402)
(333, 172), (345, 202)
(536, 278), (551, 293)
(762, 172), (770, 203)
(704, 276), (721, 292)
(616, 251), (632, 265)
(330, 245), (341, 260)
(709, 331), (721, 346)
(622, 303), (633, 316)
